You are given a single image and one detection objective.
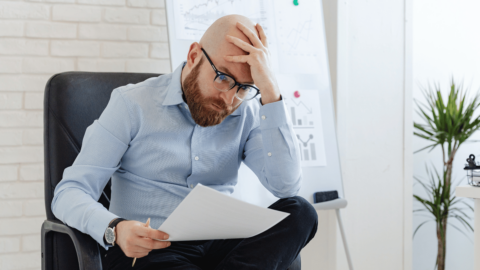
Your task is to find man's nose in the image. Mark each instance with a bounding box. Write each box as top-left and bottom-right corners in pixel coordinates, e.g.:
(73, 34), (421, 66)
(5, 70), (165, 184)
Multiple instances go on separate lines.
(219, 88), (237, 106)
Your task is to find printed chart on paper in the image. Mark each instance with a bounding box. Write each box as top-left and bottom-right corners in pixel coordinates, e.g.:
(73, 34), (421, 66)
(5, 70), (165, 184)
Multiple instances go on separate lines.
(283, 89), (327, 167)
(173, 0), (274, 41)
(273, 0), (325, 74)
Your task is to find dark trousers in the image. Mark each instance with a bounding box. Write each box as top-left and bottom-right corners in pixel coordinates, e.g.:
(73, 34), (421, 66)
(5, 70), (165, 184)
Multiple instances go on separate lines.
(103, 195), (318, 270)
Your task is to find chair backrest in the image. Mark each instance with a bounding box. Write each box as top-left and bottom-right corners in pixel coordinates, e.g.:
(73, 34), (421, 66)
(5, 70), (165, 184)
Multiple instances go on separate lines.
(44, 71), (162, 221)
(43, 72), (162, 270)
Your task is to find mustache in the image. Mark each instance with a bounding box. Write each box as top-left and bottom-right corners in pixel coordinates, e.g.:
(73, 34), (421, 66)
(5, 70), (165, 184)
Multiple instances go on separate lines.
(208, 98), (232, 111)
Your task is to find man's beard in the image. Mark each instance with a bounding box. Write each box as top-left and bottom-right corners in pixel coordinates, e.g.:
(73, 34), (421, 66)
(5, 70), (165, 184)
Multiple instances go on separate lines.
(182, 58), (240, 127)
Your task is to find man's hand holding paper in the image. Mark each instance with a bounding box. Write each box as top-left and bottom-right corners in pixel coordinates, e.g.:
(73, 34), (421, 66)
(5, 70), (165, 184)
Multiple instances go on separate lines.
(115, 220), (171, 258)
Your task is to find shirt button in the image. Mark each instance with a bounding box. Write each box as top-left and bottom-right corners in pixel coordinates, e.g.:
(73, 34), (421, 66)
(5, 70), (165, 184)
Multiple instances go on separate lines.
(268, 152), (272, 156)
(261, 115), (266, 120)
(190, 184), (194, 188)
(184, 105), (188, 109)
(194, 156), (199, 161)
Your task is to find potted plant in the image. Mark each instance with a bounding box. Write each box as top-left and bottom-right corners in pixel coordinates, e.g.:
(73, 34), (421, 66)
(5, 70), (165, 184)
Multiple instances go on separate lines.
(413, 80), (480, 270)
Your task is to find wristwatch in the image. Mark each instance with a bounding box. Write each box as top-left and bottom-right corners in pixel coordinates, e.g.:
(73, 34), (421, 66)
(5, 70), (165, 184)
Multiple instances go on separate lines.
(104, 218), (127, 246)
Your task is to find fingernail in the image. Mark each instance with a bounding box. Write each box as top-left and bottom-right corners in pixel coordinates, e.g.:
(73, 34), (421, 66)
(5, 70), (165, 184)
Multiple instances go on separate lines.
(164, 235), (169, 240)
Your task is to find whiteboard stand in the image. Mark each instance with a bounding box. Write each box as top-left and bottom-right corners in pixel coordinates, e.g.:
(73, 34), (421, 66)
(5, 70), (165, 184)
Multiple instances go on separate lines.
(313, 199), (354, 270)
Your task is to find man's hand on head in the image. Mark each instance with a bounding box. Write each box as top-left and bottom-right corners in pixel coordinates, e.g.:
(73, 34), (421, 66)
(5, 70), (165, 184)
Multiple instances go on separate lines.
(223, 22), (281, 105)
(115, 220), (171, 258)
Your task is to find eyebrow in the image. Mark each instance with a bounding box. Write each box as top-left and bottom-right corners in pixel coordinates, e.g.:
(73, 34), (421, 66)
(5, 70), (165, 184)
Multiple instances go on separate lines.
(217, 65), (255, 85)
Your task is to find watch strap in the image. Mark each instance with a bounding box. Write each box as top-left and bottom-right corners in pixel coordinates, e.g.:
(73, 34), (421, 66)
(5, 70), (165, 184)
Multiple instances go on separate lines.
(109, 218), (127, 230)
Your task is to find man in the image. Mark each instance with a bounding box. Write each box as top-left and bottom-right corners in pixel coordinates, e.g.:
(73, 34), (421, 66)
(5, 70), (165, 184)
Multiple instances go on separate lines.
(52, 14), (318, 270)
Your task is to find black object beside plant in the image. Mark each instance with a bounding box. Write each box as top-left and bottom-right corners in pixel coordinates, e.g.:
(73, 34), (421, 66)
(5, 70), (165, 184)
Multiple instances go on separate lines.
(464, 154), (480, 187)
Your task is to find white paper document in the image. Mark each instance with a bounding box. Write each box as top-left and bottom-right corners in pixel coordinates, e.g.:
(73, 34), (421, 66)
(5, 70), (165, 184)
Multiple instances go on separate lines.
(153, 183), (290, 242)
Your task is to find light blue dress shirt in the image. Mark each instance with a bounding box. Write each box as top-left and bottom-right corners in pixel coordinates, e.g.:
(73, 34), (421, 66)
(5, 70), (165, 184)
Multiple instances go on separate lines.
(51, 61), (302, 250)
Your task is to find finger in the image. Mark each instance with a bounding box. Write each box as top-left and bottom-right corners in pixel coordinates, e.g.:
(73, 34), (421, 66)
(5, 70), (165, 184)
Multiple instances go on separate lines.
(135, 226), (169, 241)
(133, 251), (149, 258)
(134, 240), (169, 251)
(226, 35), (256, 53)
(130, 243), (152, 253)
(121, 243), (150, 257)
(256, 23), (268, 48)
(224, 55), (249, 64)
(236, 21), (263, 49)
(136, 237), (171, 250)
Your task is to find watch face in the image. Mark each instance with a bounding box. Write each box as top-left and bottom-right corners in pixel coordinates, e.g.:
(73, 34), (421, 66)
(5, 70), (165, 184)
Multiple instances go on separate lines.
(105, 228), (115, 244)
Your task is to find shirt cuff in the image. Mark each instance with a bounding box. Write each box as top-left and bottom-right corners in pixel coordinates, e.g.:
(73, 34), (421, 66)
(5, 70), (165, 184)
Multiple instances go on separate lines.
(258, 96), (289, 130)
(90, 209), (119, 250)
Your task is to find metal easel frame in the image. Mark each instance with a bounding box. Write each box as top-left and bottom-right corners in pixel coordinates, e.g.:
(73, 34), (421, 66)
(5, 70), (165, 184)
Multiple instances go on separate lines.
(314, 199), (354, 270)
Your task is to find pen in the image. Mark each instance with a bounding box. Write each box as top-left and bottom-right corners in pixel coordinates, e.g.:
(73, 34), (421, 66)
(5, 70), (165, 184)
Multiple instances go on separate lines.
(132, 217), (150, 267)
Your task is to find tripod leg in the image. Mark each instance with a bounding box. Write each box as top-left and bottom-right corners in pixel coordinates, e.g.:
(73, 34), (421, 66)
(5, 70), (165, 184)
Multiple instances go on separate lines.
(336, 209), (354, 270)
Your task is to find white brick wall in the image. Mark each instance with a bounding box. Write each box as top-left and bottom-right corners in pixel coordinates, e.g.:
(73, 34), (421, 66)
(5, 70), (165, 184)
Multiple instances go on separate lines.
(0, 0), (170, 268)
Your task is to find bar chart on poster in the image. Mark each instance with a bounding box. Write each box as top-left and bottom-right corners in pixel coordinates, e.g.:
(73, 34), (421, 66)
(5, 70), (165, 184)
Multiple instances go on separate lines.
(283, 88), (327, 167)
(165, 0), (344, 209)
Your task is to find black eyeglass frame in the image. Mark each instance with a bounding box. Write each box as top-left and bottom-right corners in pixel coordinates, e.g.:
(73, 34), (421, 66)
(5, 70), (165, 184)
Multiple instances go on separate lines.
(201, 48), (260, 101)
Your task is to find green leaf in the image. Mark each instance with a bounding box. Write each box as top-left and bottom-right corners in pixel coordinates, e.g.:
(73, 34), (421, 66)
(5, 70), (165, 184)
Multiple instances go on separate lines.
(413, 220), (432, 239)
(448, 222), (474, 243)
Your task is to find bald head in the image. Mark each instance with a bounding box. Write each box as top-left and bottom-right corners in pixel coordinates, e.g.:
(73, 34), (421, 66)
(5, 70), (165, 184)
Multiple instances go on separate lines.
(200, 14), (257, 58)
(199, 14), (258, 82)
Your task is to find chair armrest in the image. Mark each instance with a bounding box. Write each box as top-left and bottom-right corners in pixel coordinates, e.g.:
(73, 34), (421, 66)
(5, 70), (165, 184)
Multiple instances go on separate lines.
(42, 220), (103, 270)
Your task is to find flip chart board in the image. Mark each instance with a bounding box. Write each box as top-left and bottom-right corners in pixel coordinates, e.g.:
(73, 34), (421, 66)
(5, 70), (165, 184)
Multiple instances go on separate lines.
(165, 0), (344, 208)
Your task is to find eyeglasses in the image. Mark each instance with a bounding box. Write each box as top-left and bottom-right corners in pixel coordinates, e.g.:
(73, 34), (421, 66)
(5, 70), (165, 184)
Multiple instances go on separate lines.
(201, 48), (260, 101)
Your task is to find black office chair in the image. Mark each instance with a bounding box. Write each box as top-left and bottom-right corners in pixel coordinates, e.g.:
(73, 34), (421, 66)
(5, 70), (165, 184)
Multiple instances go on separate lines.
(41, 71), (302, 270)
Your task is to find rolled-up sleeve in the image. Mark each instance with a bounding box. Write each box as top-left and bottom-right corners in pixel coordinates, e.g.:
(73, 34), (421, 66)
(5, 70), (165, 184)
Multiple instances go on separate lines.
(242, 97), (302, 198)
(51, 88), (134, 250)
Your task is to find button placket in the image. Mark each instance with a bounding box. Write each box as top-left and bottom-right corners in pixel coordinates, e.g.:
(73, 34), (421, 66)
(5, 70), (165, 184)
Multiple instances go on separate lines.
(190, 125), (199, 191)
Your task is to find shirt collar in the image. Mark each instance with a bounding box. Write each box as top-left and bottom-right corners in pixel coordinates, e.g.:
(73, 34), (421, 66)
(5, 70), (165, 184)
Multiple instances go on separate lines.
(162, 61), (187, 106)
(162, 61), (242, 116)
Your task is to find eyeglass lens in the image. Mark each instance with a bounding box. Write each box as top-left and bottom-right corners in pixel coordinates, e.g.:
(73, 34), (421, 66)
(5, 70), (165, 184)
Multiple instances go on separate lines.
(213, 75), (257, 100)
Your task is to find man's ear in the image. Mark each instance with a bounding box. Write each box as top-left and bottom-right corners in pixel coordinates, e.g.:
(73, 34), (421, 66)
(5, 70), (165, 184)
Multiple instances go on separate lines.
(186, 42), (202, 68)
